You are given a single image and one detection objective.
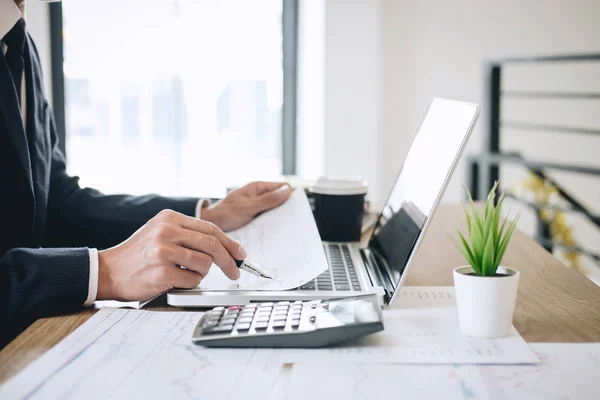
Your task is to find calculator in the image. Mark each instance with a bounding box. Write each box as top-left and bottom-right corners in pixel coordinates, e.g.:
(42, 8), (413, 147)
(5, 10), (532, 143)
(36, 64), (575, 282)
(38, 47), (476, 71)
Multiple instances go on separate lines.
(191, 294), (384, 348)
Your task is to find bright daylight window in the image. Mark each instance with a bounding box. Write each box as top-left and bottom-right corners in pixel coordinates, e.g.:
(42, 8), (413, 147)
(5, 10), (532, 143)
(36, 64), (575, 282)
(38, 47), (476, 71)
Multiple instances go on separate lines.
(62, 0), (287, 197)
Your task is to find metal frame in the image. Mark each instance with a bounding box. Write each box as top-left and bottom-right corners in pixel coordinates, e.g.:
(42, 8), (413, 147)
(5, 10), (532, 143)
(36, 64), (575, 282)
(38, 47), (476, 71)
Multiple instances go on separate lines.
(49, 2), (66, 156)
(469, 53), (600, 262)
(282, 0), (299, 175)
(48, 1), (299, 174)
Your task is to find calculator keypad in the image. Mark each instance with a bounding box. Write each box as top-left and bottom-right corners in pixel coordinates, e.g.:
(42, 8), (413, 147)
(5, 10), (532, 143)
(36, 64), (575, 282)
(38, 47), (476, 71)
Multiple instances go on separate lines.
(201, 300), (316, 335)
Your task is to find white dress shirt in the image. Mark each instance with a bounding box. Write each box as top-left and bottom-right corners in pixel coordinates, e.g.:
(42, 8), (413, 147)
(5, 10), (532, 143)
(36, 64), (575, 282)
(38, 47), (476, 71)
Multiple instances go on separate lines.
(1, 0), (208, 306)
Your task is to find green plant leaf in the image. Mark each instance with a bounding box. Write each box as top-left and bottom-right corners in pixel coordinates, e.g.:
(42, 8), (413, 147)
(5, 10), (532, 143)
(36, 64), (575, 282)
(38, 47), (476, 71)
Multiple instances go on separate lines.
(470, 218), (486, 270)
(452, 231), (481, 275)
(492, 192), (506, 249)
(495, 214), (520, 267)
(485, 181), (499, 220)
(481, 231), (496, 276)
(461, 201), (472, 238)
(496, 210), (510, 254)
(464, 186), (484, 236)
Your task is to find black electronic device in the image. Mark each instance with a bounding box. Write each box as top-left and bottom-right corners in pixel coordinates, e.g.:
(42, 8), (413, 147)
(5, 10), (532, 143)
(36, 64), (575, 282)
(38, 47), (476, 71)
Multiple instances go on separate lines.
(191, 295), (383, 348)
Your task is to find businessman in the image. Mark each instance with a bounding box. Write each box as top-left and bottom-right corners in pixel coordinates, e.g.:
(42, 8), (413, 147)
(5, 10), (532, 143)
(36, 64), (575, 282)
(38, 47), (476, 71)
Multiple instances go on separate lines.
(0, 0), (293, 347)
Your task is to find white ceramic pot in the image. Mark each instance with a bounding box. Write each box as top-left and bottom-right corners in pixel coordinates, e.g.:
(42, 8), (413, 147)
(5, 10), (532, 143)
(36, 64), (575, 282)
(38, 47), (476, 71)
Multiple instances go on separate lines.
(453, 266), (520, 338)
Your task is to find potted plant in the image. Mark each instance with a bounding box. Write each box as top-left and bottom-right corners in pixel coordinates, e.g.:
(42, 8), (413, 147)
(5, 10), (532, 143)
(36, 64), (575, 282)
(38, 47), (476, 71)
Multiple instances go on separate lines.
(452, 181), (520, 338)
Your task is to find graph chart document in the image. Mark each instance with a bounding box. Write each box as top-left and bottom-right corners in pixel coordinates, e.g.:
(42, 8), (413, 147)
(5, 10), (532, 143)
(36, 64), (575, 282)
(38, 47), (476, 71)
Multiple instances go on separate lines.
(2, 308), (595, 400)
(197, 189), (328, 291)
(278, 343), (600, 400)
(279, 288), (539, 365)
(0, 309), (280, 400)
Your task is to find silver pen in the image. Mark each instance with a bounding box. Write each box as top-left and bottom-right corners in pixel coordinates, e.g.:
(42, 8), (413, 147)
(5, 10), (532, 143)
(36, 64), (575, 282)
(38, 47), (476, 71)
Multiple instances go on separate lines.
(234, 259), (274, 280)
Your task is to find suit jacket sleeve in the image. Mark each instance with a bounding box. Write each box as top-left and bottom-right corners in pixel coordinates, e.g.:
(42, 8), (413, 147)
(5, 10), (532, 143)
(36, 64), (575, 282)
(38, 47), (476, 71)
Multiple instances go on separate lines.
(42, 109), (199, 250)
(0, 247), (90, 347)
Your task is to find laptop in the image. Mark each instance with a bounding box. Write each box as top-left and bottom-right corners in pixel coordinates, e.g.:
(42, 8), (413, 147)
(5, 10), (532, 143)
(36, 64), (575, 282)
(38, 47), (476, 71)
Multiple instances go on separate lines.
(168, 98), (479, 307)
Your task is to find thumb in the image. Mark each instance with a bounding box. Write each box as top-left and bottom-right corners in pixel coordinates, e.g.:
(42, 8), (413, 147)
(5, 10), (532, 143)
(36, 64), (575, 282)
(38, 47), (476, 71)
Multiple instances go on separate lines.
(254, 185), (293, 213)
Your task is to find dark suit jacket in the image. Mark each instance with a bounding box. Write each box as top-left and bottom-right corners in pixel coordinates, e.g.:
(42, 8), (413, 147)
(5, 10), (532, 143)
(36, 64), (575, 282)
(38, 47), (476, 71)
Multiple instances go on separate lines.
(0, 34), (199, 347)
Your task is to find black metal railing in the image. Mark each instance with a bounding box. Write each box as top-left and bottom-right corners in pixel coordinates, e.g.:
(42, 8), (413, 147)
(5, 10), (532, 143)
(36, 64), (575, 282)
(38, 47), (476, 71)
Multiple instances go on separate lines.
(468, 53), (600, 264)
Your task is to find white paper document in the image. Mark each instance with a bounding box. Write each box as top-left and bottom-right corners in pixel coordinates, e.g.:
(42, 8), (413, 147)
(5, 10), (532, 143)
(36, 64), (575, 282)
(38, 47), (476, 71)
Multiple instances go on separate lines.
(2, 307), (596, 400)
(197, 189), (328, 291)
(0, 309), (280, 400)
(278, 307), (539, 364)
(280, 343), (600, 400)
(394, 286), (457, 308)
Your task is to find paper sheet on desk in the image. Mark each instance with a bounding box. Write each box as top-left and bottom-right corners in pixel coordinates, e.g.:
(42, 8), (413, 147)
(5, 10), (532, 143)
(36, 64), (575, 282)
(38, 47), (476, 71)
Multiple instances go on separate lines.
(278, 286), (540, 365)
(282, 343), (600, 400)
(197, 189), (328, 291)
(0, 309), (280, 400)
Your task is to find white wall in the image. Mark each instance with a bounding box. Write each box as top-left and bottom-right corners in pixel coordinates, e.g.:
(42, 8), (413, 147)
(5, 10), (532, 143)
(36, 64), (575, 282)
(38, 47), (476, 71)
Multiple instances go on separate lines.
(296, 0), (325, 180)
(298, 0), (383, 204)
(323, 0), (382, 203)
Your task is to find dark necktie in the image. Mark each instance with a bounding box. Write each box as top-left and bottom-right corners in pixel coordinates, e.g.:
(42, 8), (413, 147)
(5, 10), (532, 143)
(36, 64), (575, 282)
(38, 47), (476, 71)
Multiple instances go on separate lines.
(3, 18), (26, 104)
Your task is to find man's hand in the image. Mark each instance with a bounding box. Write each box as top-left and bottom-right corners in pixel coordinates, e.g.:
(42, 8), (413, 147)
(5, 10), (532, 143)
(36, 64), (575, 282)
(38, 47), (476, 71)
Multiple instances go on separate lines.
(202, 181), (293, 232)
(97, 209), (246, 301)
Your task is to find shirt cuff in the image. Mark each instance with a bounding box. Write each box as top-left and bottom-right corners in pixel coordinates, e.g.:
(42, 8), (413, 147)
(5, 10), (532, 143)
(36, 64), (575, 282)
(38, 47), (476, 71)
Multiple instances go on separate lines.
(84, 248), (99, 307)
(195, 198), (211, 219)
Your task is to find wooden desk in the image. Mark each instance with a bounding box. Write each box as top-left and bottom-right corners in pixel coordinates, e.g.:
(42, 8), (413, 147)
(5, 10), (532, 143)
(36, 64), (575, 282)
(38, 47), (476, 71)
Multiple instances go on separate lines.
(1, 204), (600, 384)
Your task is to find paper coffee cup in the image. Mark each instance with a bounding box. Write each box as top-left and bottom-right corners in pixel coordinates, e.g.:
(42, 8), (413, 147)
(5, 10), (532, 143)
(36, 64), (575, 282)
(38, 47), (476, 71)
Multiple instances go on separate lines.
(309, 177), (368, 242)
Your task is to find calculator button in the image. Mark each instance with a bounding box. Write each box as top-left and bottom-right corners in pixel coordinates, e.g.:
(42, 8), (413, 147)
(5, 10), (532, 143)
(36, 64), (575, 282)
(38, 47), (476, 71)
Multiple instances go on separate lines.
(221, 318), (237, 325)
(228, 306), (241, 311)
(291, 319), (300, 327)
(244, 304), (257, 309)
(260, 302), (274, 307)
(273, 315), (287, 322)
(203, 321), (218, 329)
(255, 322), (268, 330)
(276, 301), (290, 306)
(239, 311), (255, 318)
(204, 325), (233, 334)
(236, 323), (251, 331)
(238, 317), (253, 324)
(310, 316), (316, 323)
(272, 320), (286, 328)
(256, 315), (270, 322)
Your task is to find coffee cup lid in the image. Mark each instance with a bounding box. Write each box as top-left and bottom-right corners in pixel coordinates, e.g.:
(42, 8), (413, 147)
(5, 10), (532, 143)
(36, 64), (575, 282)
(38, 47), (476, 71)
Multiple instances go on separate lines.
(309, 177), (368, 195)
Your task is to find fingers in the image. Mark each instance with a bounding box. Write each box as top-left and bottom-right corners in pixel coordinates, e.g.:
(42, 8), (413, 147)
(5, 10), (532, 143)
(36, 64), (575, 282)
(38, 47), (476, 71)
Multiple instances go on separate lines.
(153, 211), (244, 280)
(245, 181), (289, 196)
(168, 265), (203, 289)
(162, 243), (214, 277)
(177, 229), (241, 280)
(254, 184), (293, 213)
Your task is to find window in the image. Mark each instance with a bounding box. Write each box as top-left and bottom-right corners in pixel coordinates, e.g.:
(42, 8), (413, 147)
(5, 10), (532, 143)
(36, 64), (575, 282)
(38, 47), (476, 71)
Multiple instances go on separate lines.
(52, 0), (296, 197)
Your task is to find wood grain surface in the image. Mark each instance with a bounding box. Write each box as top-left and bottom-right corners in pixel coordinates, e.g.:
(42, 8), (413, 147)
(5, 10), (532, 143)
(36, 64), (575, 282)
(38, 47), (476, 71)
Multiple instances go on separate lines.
(1, 204), (599, 384)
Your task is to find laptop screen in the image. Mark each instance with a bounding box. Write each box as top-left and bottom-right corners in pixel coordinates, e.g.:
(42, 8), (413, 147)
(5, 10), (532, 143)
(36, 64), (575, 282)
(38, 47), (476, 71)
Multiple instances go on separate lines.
(368, 98), (479, 304)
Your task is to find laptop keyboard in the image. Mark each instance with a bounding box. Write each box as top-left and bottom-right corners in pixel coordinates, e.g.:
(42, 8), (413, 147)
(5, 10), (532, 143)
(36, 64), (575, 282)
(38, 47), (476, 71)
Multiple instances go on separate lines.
(296, 244), (362, 291)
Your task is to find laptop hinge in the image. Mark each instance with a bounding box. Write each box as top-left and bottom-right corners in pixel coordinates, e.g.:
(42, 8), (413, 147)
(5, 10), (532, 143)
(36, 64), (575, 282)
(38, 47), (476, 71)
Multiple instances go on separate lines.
(360, 248), (394, 305)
